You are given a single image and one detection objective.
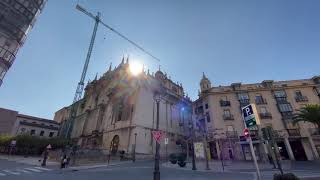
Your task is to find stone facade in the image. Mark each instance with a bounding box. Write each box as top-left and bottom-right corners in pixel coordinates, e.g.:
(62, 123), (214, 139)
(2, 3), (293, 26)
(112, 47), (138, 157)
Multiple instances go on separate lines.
(54, 58), (192, 156)
(0, 107), (59, 138)
(194, 74), (320, 161)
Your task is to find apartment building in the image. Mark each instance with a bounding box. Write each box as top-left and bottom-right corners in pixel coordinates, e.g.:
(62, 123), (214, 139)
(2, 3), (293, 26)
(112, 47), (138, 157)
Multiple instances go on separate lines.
(193, 74), (320, 161)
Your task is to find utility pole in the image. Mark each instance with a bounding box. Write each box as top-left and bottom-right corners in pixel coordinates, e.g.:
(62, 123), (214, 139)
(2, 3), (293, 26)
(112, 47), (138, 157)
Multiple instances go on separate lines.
(153, 93), (161, 180)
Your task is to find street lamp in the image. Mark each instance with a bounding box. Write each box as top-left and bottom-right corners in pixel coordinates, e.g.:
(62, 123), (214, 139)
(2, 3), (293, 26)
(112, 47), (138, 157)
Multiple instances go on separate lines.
(133, 133), (137, 162)
(188, 121), (197, 170)
(201, 114), (210, 170)
(153, 92), (161, 180)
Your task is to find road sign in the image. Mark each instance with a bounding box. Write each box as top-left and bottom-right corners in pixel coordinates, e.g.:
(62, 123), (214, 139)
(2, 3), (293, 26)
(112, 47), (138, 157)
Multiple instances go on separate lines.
(164, 138), (168, 145)
(243, 128), (250, 138)
(242, 104), (260, 128)
(152, 131), (164, 144)
(194, 142), (205, 158)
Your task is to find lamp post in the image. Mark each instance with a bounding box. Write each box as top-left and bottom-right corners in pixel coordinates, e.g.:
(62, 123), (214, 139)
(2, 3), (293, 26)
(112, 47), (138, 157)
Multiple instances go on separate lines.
(202, 113), (210, 170)
(188, 121), (197, 170)
(133, 133), (137, 162)
(153, 93), (161, 180)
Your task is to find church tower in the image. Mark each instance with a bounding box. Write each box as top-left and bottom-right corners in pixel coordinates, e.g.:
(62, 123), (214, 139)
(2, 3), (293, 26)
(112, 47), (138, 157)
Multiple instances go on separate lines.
(200, 72), (211, 92)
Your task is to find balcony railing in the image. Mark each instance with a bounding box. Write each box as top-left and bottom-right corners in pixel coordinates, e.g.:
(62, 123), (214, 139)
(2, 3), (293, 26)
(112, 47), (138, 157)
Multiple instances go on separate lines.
(287, 129), (301, 137)
(220, 100), (231, 107)
(223, 114), (234, 120)
(281, 112), (294, 120)
(255, 98), (267, 105)
(309, 128), (320, 136)
(226, 131), (238, 138)
(259, 112), (272, 119)
(239, 99), (250, 107)
(295, 96), (308, 102)
(275, 97), (288, 104)
(0, 46), (15, 68)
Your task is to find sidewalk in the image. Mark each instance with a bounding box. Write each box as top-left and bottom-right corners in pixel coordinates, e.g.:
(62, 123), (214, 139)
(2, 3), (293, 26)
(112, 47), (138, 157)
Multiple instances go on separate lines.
(0, 154), (59, 166)
(163, 160), (293, 172)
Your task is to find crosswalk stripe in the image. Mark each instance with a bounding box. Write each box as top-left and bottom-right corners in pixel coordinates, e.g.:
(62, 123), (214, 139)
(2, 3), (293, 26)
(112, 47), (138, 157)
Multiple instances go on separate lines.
(34, 167), (51, 171)
(3, 170), (20, 175)
(17, 169), (32, 174)
(24, 168), (42, 172)
(0, 172), (6, 176)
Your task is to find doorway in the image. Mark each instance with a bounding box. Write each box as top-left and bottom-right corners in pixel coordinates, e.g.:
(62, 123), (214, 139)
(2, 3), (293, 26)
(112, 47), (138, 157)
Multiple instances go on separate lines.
(290, 140), (307, 161)
(110, 135), (120, 155)
(277, 141), (289, 160)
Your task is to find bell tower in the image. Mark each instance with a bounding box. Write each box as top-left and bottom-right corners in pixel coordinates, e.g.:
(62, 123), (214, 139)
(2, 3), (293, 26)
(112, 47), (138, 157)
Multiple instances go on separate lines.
(200, 72), (211, 92)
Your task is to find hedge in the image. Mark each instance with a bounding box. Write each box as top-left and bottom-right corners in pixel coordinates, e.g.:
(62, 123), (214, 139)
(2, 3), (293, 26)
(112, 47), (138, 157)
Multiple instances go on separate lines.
(0, 134), (70, 155)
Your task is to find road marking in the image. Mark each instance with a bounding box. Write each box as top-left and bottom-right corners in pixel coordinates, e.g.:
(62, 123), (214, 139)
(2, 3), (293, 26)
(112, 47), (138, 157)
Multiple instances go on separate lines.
(24, 168), (42, 172)
(0, 172), (6, 176)
(17, 169), (32, 174)
(34, 167), (51, 171)
(3, 170), (20, 175)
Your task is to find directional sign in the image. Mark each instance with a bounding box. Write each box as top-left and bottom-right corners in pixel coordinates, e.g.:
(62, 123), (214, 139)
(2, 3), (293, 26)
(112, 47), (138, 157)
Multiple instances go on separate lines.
(152, 131), (164, 144)
(242, 104), (260, 128)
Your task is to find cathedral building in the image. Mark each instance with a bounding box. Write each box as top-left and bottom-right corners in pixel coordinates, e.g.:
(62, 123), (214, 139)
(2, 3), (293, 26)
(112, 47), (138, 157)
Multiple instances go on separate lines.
(54, 57), (192, 156)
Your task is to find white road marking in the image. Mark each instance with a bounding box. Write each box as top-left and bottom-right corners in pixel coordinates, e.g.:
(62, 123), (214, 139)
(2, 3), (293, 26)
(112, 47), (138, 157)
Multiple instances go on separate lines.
(3, 170), (20, 175)
(34, 166), (51, 171)
(17, 169), (32, 174)
(0, 172), (6, 176)
(24, 168), (42, 172)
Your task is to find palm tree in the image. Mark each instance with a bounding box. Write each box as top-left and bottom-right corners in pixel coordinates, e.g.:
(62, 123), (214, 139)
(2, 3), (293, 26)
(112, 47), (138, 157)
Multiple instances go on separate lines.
(293, 104), (320, 134)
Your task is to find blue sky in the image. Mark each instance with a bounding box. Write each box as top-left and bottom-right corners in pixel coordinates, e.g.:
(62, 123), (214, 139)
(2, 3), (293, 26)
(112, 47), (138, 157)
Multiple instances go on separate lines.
(1, 0), (320, 119)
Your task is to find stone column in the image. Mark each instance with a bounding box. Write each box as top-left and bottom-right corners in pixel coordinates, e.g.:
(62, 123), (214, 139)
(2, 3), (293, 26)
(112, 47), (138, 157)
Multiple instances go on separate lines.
(308, 136), (319, 159)
(284, 138), (295, 160)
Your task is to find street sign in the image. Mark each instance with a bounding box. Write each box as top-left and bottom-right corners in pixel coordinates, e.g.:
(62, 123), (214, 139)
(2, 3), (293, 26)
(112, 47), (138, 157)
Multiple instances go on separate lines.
(241, 104), (260, 128)
(11, 140), (16, 146)
(194, 142), (205, 158)
(164, 138), (168, 145)
(46, 144), (52, 149)
(152, 131), (164, 144)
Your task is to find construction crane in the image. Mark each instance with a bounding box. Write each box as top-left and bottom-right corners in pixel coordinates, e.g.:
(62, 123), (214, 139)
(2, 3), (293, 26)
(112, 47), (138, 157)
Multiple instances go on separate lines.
(61, 4), (160, 138)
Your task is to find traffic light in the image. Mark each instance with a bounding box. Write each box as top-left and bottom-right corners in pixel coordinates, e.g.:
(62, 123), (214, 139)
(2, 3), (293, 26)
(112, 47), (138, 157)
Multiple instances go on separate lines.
(243, 128), (250, 138)
(261, 127), (274, 141)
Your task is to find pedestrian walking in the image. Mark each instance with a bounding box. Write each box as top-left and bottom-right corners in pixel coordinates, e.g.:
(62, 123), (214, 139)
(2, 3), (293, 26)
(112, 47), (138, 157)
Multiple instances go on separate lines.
(41, 148), (49, 167)
(61, 155), (67, 169)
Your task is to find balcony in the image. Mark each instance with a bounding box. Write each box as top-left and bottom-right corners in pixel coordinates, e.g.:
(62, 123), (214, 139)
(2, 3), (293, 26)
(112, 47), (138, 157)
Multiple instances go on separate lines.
(259, 112), (272, 119)
(281, 112), (294, 120)
(255, 98), (267, 105)
(275, 97), (288, 104)
(223, 114), (234, 120)
(0, 46), (15, 68)
(287, 129), (301, 137)
(220, 100), (231, 107)
(226, 131), (238, 138)
(295, 96), (308, 102)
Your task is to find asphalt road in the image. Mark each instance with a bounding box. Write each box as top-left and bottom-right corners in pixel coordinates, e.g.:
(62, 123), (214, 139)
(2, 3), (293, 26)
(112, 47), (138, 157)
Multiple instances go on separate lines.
(1, 159), (320, 180)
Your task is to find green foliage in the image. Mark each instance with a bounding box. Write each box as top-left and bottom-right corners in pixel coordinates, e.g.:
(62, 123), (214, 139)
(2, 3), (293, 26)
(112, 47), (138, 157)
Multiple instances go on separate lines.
(273, 173), (299, 180)
(0, 134), (70, 155)
(293, 104), (320, 130)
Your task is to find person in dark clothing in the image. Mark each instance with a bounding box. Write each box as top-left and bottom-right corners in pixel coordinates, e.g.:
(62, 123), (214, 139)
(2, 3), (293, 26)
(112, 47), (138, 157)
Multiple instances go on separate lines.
(61, 155), (67, 169)
(41, 149), (49, 167)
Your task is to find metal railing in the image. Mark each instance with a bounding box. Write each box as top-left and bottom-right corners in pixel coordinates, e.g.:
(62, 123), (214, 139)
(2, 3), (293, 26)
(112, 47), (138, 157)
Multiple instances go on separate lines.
(0, 46), (15, 67)
(309, 128), (320, 136)
(223, 114), (234, 120)
(275, 97), (288, 104)
(295, 96), (308, 102)
(281, 112), (293, 120)
(239, 99), (250, 107)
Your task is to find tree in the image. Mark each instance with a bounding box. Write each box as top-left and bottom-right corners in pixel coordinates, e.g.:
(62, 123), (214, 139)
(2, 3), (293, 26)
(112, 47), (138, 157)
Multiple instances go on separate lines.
(293, 104), (320, 133)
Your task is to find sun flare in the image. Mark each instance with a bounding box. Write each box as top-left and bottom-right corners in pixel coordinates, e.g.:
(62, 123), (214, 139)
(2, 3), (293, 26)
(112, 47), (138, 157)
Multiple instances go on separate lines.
(129, 61), (143, 76)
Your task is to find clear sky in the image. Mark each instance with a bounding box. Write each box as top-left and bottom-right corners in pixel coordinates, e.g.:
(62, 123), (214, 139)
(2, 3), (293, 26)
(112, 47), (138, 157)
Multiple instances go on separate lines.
(1, 0), (320, 119)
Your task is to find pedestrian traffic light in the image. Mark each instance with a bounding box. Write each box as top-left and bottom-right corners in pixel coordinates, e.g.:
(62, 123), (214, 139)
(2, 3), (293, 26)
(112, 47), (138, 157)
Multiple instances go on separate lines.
(243, 128), (250, 138)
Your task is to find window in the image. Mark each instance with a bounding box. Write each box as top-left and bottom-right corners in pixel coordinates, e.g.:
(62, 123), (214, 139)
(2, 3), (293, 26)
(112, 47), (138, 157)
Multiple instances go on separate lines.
(274, 90), (286, 98)
(223, 109), (231, 116)
(117, 104), (123, 121)
(260, 107), (268, 114)
(255, 94), (266, 104)
(206, 112), (210, 122)
(295, 90), (303, 97)
(238, 93), (249, 100)
(278, 103), (293, 112)
(205, 103), (209, 109)
(20, 128), (26, 133)
(30, 129), (35, 136)
(40, 131), (44, 136)
(49, 132), (54, 137)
